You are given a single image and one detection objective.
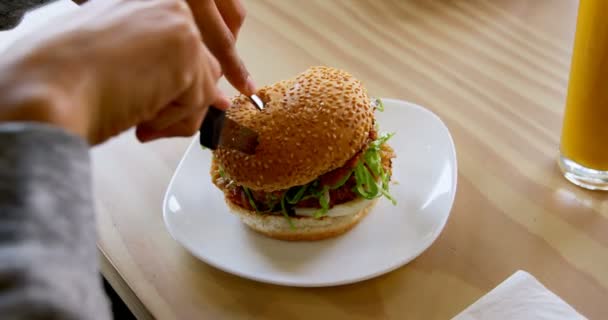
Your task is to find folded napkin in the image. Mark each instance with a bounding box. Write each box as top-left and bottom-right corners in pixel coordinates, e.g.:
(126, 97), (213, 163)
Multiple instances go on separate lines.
(452, 270), (587, 320)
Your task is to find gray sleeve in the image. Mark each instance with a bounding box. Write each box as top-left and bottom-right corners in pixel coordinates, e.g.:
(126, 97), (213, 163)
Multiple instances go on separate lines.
(0, 0), (57, 30)
(0, 123), (111, 320)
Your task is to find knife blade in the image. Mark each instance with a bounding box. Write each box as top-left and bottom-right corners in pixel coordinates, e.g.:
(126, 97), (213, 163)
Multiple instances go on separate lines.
(199, 107), (259, 154)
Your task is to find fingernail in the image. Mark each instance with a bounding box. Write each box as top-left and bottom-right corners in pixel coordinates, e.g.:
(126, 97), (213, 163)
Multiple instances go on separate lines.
(245, 76), (257, 95)
(215, 91), (231, 110)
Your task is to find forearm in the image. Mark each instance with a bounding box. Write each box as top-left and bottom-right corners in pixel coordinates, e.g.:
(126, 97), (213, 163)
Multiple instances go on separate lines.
(0, 42), (91, 142)
(0, 123), (110, 320)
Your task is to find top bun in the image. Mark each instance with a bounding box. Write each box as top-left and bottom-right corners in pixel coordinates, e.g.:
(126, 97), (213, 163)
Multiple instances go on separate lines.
(214, 66), (374, 191)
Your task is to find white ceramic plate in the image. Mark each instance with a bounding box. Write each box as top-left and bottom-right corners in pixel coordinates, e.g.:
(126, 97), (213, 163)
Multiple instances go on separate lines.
(163, 98), (457, 287)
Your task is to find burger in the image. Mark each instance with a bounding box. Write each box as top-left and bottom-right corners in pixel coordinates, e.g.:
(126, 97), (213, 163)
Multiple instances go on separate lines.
(211, 66), (396, 241)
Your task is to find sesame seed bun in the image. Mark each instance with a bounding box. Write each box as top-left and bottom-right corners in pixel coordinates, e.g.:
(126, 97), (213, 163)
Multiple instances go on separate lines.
(214, 66), (374, 192)
(226, 197), (378, 241)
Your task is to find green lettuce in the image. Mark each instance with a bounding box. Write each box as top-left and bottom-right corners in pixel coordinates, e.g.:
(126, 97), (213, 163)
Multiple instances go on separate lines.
(280, 195), (295, 229)
(242, 187), (258, 212)
(352, 132), (397, 204)
(375, 97), (385, 112)
(313, 187), (330, 218)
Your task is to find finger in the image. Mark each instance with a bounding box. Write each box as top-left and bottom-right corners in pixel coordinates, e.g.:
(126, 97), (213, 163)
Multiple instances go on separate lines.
(137, 54), (203, 131)
(213, 0), (246, 38)
(202, 43), (222, 80)
(135, 109), (198, 142)
(189, 0), (255, 95)
(198, 44), (231, 111)
(137, 89), (228, 134)
(136, 103), (190, 132)
(145, 41), (223, 128)
(136, 89), (230, 143)
(136, 107), (208, 142)
(213, 88), (231, 110)
(137, 42), (226, 138)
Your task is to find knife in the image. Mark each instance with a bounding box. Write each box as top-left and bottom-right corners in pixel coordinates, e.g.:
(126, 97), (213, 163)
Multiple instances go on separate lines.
(199, 95), (264, 154)
(199, 107), (259, 154)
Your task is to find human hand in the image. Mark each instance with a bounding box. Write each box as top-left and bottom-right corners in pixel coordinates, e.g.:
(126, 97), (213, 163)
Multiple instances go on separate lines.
(0, 0), (230, 145)
(72, 0), (255, 95)
(187, 0), (256, 95)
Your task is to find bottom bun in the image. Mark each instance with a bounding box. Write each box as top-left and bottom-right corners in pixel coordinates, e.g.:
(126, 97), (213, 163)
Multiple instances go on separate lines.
(226, 197), (379, 241)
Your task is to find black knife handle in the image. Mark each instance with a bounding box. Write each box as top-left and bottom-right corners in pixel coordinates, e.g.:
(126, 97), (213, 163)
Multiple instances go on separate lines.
(199, 106), (226, 150)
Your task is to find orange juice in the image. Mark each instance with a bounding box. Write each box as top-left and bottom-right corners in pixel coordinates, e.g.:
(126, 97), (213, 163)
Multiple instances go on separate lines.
(560, 0), (608, 172)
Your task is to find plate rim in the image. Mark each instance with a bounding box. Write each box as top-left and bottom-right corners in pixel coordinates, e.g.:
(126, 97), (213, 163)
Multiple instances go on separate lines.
(162, 98), (458, 287)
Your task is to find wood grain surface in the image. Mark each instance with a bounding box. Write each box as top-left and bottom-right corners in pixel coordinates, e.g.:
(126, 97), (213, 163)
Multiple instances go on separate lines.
(4, 0), (607, 319)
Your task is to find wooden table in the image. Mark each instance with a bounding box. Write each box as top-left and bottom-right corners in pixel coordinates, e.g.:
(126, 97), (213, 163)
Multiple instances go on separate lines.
(4, 0), (607, 319)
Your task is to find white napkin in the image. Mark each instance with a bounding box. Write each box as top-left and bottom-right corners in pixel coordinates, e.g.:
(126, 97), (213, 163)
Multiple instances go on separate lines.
(452, 270), (587, 320)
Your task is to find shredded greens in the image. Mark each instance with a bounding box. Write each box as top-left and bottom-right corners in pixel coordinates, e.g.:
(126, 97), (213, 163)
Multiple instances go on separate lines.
(280, 195), (295, 229)
(313, 187), (331, 218)
(264, 194), (280, 212)
(375, 97), (385, 112)
(353, 132), (397, 205)
(286, 184), (308, 204)
(330, 171), (352, 190)
(242, 187), (258, 212)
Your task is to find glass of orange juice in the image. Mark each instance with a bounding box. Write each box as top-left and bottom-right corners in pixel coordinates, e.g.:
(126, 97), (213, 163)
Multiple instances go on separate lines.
(559, 0), (608, 190)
